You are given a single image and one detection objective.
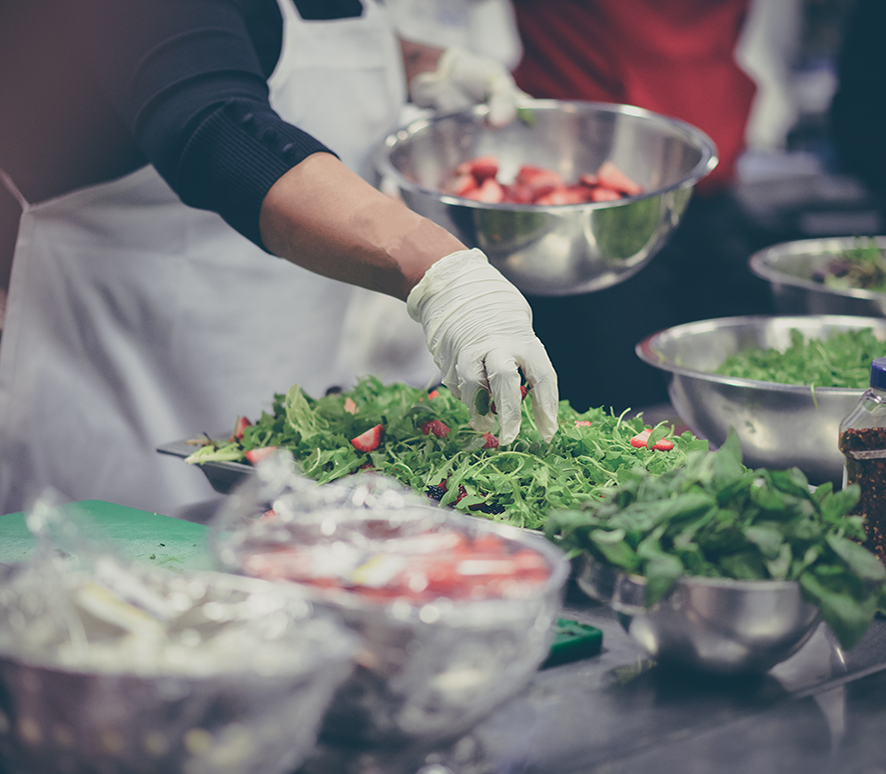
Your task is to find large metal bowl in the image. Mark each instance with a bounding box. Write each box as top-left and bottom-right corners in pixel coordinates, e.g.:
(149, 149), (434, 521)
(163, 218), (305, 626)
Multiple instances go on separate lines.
(576, 556), (821, 674)
(635, 315), (886, 485)
(750, 236), (886, 317)
(376, 100), (717, 296)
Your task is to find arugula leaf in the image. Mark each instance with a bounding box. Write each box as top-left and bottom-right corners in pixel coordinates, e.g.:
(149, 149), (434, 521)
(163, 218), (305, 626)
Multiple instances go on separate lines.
(187, 378), (706, 531)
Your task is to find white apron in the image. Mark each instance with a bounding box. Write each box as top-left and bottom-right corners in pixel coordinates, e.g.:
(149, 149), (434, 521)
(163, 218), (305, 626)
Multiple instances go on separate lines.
(0, 0), (435, 516)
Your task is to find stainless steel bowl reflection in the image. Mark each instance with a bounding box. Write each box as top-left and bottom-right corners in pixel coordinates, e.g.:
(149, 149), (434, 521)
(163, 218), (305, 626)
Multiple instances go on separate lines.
(635, 315), (886, 485)
(376, 100), (717, 296)
(576, 557), (821, 674)
(750, 236), (886, 317)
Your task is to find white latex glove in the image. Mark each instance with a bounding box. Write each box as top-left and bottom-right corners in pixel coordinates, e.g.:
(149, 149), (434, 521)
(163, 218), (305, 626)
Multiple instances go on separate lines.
(408, 47), (529, 127)
(407, 249), (559, 444)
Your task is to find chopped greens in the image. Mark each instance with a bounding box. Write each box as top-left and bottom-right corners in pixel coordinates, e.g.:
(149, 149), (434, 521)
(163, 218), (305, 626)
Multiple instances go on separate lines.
(186, 377), (708, 531)
(814, 238), (886, 294)
(545, 430), (886, 649)
(714, 327), (882, 389)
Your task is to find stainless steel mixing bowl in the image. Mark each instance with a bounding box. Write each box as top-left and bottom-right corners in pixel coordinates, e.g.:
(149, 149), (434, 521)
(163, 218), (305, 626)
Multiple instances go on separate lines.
(576, 556), (821, 674)
(749, 236), (886, 317)
(375, 100), (717, 296)
(635, 315), (886, 485)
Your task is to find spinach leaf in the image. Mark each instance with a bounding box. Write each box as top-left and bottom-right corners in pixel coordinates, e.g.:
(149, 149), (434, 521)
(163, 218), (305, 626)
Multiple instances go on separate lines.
(547, 429), (884, 650)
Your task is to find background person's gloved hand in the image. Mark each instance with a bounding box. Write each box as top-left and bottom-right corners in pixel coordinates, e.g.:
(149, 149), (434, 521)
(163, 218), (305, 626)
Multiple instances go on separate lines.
(407, 249), (559, 444)
(408, 47), (529, 127)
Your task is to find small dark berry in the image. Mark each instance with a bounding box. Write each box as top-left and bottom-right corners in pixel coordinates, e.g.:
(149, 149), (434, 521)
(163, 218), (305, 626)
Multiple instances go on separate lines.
(426, 485), (446, 501)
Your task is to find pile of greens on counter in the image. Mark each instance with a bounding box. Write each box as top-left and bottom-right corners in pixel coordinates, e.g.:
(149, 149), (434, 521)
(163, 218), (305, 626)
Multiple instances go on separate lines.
(185, 377), (708, 531)
(546, 431), (886, 649)
(714, 327), (881, 389)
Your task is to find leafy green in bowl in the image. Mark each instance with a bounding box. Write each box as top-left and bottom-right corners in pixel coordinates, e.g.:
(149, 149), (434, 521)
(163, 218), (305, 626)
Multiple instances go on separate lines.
(546, 430), (886, 651)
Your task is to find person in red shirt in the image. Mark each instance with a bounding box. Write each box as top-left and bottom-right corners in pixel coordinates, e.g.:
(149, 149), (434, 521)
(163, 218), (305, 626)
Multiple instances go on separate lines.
(510, 0), (775, 412)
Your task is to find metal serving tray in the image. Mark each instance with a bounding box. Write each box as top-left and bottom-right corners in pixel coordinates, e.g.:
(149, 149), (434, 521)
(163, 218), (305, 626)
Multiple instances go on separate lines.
(157, 439), (252, 495)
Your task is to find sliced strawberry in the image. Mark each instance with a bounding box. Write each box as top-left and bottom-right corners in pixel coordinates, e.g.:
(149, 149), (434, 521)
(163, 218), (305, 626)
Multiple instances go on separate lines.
(534, 185), (594, 205)
(230, 415), (251, 441)
(427, 389), (439, 399)
(590, 186), (624, 202)
(245, 446), (277, 465)
(629, 428), (673, 450)
(630, 429), (652, 449)
(457, 155), (499, 184)
(442, 172), (478, 198)
(482, 432), (500, 449)
(500, 183), (536, 204)
(421, 419), (451, 438)
(462, 178), (504, 203)
(515, 164), (565, 190)
(596, 161), (643, 196)
(351, 424), (384, 452)
(575, 420), (593, 427)
(578, 173), (599, 187)
(344, 397), (357, 414)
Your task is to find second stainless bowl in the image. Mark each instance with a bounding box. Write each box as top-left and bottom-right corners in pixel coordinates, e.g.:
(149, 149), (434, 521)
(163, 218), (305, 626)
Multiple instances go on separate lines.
(576, 557), (821, 674)
(636, 314), (886, 485)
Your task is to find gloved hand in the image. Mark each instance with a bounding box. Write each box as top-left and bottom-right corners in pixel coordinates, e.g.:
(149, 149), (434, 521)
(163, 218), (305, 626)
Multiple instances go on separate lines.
(408, 47), (529, 127)
(407, 249), (559, 444)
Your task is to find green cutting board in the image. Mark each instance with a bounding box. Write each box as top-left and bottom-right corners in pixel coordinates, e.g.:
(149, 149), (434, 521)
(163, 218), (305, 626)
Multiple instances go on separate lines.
(0, 500), (214, 571)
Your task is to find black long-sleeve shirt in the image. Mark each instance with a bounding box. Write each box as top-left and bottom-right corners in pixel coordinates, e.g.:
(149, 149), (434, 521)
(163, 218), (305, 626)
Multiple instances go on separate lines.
(0, 0), (366, 251)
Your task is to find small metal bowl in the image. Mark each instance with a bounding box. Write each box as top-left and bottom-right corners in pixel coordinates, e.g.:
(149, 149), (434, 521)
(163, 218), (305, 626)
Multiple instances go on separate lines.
(750, 236), (886, 317)
(576, 556), (821, 674)
(635, 314), (886, 485)
(376, 100), (717, 296)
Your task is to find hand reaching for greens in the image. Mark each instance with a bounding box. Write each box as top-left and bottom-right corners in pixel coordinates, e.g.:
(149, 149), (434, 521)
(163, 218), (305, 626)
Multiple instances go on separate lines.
(407, 249), (559, 444)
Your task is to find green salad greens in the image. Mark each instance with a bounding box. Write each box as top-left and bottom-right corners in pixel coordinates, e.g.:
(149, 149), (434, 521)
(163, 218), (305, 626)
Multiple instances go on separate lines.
(186, 377), (708, 531)
(817, 238), (886, 293)
(546, 431), (886, 649)
(714, 327), (881, 389)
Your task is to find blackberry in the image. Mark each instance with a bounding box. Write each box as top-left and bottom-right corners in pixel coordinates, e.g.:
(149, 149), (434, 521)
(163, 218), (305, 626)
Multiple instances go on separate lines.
(426, 484), (446, 501)
(476, 502), (505, 515)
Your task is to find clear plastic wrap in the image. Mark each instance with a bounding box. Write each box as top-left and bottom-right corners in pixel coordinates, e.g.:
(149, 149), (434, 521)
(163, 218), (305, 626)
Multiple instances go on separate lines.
(0, 492), (358, 774)
(210, 452), (571, 745)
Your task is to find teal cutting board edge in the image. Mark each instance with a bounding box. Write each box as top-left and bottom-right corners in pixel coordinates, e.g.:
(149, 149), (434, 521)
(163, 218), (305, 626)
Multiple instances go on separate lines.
(0, 500), (215, 571)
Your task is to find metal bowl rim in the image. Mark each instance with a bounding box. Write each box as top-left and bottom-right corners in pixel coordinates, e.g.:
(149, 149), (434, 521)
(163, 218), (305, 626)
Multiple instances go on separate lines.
(635, 313), (886, 394)
(376, 99), (718, 211)
(749, 235), (886, 303)
(579, 554), (811, 594)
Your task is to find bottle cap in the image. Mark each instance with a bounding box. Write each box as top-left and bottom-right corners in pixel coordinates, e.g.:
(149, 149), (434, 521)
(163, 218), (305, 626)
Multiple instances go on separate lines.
(871, 357), (886, 389)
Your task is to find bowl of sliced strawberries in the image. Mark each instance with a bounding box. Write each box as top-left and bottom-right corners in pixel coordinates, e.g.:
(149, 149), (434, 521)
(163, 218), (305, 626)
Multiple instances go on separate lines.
(376, 100), (717, 296)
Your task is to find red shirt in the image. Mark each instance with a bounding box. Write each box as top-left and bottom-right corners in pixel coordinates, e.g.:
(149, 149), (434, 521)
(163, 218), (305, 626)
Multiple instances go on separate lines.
(512, 0), (756, 189)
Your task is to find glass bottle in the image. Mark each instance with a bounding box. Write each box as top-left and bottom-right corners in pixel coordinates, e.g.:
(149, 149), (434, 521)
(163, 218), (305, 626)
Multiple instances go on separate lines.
(839, 356), (886, 562)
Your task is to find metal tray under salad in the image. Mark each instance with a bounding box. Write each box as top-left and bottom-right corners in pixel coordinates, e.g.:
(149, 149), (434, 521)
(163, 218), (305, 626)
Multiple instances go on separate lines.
(158, 439), (251, 495)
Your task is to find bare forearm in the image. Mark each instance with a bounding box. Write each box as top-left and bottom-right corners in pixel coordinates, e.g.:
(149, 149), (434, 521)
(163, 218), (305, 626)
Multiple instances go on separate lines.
(258, 152), (465, 300)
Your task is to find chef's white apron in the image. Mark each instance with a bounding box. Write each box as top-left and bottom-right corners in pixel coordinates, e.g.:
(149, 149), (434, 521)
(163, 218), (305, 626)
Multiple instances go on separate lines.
(0, 0), (435, 515)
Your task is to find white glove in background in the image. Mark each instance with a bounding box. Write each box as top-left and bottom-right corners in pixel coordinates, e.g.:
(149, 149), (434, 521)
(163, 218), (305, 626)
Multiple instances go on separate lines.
(407, 249), (559, 444)
(408, 48), (529, 127)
